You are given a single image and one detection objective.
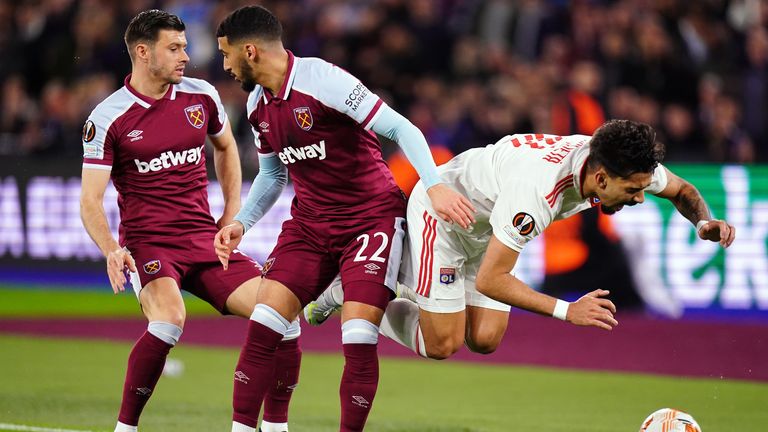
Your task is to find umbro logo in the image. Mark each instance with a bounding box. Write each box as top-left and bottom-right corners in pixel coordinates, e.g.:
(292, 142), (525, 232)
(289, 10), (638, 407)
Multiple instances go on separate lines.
(127, 130), (144, 142)
(364, 263), (381, 275)
(259, 121), (270, 132)
(352, 395), (370, 409)
(135, 387), (152, 396)
(234, 370), (250, 384)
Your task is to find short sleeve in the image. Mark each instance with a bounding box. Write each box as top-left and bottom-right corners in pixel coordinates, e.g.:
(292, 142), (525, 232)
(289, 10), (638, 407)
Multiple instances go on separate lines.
(301, 61), (384, 129)
(81, 109), (116, 171)
(205, 84), (228, 137)
(644, 163), (669, 195)
(246, 88), (273, 155)
(489, 183), (552, 252)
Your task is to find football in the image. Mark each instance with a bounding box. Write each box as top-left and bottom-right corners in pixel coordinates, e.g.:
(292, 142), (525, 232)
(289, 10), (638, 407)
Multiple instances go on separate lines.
(639, 408), (702, 432)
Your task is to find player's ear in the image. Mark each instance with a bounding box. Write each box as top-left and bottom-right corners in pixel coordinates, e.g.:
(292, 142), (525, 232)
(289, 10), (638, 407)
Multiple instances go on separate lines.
(134, 42), (150, 63)
(596, 169), (608, 189)
(244, 43), (259, 62)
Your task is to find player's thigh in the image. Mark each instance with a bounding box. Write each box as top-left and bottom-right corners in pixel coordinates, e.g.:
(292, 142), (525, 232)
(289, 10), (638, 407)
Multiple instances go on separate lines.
(404, 200), (467, 316)
(260, 218), (339, 314)
(224, 276), (262, 318)
(338, 215), (407, 317)
(138, 277), (186, 326)
(464, 258), (511, 354)
(464, 306), (509, 354)
(418, 307), (466, 359)
(184, 238), (263, 316)
(256, 277), (303, 322)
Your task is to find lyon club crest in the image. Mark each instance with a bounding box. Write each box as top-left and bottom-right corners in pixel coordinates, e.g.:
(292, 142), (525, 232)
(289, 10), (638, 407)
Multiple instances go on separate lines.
(184, 104), (205, 129)
(293, 107), (313, 131)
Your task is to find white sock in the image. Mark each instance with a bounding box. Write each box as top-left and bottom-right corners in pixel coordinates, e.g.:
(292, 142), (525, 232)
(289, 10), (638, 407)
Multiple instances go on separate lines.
(396, 282), (418, 302)
(261, 420), (289, 432)
(379, 298), (427, 357)
(317, 277), (344, 307)
(231, 421), (256, 432)
(115, 422), (138, 432)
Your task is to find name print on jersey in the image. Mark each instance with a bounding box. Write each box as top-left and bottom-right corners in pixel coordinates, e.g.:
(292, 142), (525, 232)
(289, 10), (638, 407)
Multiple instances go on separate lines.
(542, 138), (588, 164)
(278, 140), (327, 165)
(134, 145), (204, 173)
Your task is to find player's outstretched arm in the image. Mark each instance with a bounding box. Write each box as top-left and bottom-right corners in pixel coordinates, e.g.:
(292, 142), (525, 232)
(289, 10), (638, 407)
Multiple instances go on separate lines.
(210, 124), (242, 228)
(80, 168), (136, 293)
(475, 235), (618, 331)
(654, 167), (735, 248)
(370, 106), (476, 228)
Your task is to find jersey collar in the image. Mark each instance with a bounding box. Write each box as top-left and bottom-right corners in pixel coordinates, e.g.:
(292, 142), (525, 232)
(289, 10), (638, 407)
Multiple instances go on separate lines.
(570, 143), (590, 199)
(262, 50), (298, 104)
(122, 74), (177, 109)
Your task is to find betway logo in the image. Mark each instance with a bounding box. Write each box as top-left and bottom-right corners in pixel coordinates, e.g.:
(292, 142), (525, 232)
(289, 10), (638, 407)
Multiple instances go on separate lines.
(278, 140), (326, 165)
(134, 145), (204, 173)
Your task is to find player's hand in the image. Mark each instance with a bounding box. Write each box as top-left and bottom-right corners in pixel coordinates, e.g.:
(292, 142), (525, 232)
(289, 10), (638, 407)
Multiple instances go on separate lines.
(566, 289), (618, 331)
(106, 247), (136, 294)
(698, 219), (735, 248)
(426, 183), (476, 229)
(214, 222), (244, 270)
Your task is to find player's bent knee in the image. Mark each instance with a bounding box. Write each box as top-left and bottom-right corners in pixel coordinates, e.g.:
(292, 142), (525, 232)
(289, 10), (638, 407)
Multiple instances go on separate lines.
(425, 337), (463, 360)
(148, 321), (183, 346)
(341, 319), (379, 345)
(464, 337), (500, 355)
(465, 328), (504, 355)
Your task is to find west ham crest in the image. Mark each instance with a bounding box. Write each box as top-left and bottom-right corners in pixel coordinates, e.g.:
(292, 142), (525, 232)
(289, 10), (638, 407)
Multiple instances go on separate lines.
(184, 104), (205, 129)
(261, 257), (275, 275)
(293, 107), (313, 131)
(143, 260), (161, 275)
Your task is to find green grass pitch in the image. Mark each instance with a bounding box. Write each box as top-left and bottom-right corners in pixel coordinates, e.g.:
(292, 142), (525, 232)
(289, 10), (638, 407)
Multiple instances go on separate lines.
(1, 287), (767, 431)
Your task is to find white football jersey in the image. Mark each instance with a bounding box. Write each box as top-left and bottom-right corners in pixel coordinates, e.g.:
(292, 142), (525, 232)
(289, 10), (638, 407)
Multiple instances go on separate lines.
(437, 133), (668, 254)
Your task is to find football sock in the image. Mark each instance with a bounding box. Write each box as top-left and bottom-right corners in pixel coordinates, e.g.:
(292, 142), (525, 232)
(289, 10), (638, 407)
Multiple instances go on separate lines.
(263, 326), (301, 424)
(231, 421), (255, 432)
(114, 421), (138, 432)
(117, 330), (174, 426)
(379, 298), (427, 357)
(260, 420), (289, 432)
(233, 304), (290, 428)
(339, 319), (380, 432)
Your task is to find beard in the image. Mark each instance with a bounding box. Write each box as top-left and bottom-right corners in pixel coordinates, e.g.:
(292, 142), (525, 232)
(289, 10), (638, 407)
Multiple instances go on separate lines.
(600, 200), (639, 215)
(149, 56), (182, 85)
(238, 58), (257, 92)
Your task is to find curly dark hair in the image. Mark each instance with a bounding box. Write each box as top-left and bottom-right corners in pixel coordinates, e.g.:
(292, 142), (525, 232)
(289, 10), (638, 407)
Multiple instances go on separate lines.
(216, 5), (282, 44)
(588, 119), (665, 177)
(124, 10), (185, 52)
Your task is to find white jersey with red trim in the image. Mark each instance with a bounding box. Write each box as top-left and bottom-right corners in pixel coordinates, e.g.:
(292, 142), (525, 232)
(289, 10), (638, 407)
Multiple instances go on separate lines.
(436, 133), (668, 255)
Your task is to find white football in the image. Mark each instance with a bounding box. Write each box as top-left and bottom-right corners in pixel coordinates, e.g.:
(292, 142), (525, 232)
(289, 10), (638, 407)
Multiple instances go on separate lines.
(639, 408), (702, 432)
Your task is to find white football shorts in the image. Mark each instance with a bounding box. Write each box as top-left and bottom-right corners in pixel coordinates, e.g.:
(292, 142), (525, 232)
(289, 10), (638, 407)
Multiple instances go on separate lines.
(399, 183), (511, 314)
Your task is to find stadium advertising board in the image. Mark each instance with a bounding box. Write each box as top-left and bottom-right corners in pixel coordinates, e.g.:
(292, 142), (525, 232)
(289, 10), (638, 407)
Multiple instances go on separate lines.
(0, 160), (766, 313)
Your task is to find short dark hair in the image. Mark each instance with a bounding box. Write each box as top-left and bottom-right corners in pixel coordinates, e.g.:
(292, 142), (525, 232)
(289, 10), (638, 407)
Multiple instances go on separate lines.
(124, 10), (185, 52)
(588, 119), (665, 177)
(216, 5), (282, 43)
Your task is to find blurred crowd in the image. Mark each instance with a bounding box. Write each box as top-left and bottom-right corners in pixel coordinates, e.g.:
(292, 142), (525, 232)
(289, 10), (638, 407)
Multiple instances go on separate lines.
(0, 0), (767, 166)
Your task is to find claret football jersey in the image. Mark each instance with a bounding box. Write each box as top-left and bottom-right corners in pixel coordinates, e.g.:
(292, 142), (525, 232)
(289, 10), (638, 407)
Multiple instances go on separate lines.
(246, 51), (400, 219)
(82, 75), (228, 244)
(436, 133), (668, 255)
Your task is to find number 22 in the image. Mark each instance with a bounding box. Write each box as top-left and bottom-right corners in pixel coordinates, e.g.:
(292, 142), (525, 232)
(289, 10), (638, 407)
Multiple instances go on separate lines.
(353, 232), (388, 262)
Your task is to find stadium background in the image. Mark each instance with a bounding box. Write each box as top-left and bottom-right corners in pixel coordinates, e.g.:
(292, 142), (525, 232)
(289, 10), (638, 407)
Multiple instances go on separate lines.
(0, 0), (766, 431)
